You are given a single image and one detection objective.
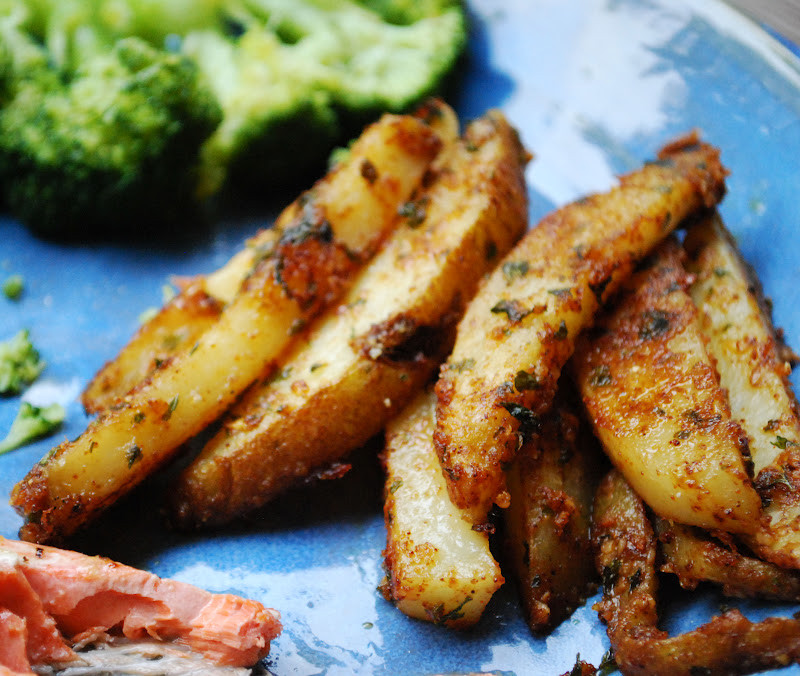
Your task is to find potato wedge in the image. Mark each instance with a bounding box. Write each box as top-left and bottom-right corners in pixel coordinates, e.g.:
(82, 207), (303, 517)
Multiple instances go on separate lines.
(574, 237), (760, 533)
(380, 389), (504, 629)
(81, 100), (460, 414)
(434, 132), (729, 522)
(592, 469), (660, 648)
(685, 214), (800, 567)
(503, 382), (601, 633)
(594, 470), (800, 676)
(655, 517), (800, 601)
(11, 110), (449, 544)
(172, 109), (529, 528)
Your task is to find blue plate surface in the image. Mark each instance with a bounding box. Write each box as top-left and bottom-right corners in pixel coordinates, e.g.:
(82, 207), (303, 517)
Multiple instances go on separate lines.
(2, 1), (800, 674)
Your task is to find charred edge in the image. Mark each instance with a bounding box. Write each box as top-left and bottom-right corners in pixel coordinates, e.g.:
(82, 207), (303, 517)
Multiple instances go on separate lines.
(274, 204), (354, 312)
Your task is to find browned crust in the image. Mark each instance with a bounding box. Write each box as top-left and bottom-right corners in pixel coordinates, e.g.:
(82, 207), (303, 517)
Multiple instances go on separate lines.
(655, 517), (800, 601)
(503, 383), (601, 633)
(593, 470), (800, 676)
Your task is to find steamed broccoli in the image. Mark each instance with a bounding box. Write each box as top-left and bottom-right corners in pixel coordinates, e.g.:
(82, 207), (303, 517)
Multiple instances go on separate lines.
(0, 0), (467, 238)
(0, 7), (222, 236)
(0, 329), (44, 395)
(0, 401), (64, 454)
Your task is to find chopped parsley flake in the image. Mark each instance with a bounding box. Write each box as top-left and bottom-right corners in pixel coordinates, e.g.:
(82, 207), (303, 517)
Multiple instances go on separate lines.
(126, 444), (143, 468)
(502, 261), (529, 283)
(513, 370), (540, 391)
(491, 299), (529, 323)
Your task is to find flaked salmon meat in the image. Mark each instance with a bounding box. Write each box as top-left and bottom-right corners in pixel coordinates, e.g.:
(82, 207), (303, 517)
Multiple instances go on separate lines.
(0, 537), (281, 675)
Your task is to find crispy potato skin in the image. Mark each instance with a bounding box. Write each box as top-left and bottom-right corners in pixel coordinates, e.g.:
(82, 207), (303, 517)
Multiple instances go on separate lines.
(381, 389), (504, 629)
(434, 133), (729, 521)
(503, 383), (601, 633)
(574, 237), (760, 533)
(11, 110), (447, 544)
(171, 109), (529, 528)
(655, 517), (800, 601)
(685, 214), (800, 567)
(594, 470), (800, 676)
(592, 470), (661, 650)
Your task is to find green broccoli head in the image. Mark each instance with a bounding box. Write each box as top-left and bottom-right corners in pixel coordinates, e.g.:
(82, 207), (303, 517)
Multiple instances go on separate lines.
(0, 6), (54, 105)
(0, 0), (466, 235)
(186, 0), (467, 197)
(0, 35), (222, 237)
(0, 329), (44, 395)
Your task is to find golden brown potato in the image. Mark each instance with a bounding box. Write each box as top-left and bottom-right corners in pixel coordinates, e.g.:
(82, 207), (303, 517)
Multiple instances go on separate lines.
(574, 237), (760, 534)
(380, 389), (504, 629)
(11, 109), (449, 544)
(593, 470), (800, 676)
(434, 132), (729, 523)
(685, 214), (800, 568)
(655, 517), (800, 601)
(171, 109), (529, 528)
(81, 100), (460, 414)
(81, 283), (223, 414)
(503, 383), (601, 633)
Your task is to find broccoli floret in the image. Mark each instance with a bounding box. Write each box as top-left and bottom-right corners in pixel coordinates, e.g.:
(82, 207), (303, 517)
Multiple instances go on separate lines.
(0, 0), (466, 236)
(0, 329), (44, 394)
(0, 25), (222, 237)
(186, 0), (467, 195)
(0, 400), (64, 454)
(2, 274), (23, 299)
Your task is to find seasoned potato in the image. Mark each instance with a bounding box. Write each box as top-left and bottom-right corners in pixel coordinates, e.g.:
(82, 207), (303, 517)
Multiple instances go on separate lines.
(434, 133), (729, 523)
(685, 214), (800, 567)
(594, 470), (800, 676)
(81, 100), (460, 414)
(11, 109), (449, 544)
(574, 237), (760, 534)
(655, 517), (800, 601)
(172, 109), (529, 528)
(503, 383), (600, 633)
(381, 389), (504, 629)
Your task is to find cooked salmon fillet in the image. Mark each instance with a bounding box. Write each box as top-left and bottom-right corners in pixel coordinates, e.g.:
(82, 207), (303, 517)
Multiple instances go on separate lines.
(0, 537), (281, 674)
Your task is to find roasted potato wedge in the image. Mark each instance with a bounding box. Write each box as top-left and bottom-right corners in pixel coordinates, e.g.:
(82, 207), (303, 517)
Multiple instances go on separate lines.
(594, 470), (800, 676)
(434, 133), (729, 522)
(81, 100), (460, 414)
(380, 389), (504, 629)
(503, 382), (601, 633)
(11, 109), (449, 544)
(574, 237), (760, 533)
(655, 517), (800, 601)
(685, 214), (800, 567)
(172, 109), (529, 528)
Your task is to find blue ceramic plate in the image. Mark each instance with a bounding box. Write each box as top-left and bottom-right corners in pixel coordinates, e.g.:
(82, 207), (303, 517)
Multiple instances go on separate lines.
(2, 1), (800, 674)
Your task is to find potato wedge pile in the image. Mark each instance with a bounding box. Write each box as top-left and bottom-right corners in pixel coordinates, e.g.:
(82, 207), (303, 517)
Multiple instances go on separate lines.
(9, 102), (800, 673)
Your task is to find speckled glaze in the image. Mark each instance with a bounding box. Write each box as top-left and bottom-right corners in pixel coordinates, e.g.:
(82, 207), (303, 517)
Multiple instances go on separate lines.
(2, 1), (800, 674)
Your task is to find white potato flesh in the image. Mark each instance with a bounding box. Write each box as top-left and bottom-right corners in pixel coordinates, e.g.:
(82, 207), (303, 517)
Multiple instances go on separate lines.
(382, 390), (504, 628)
(574, 238), (760, 534)
(686, 214), (800, 567)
